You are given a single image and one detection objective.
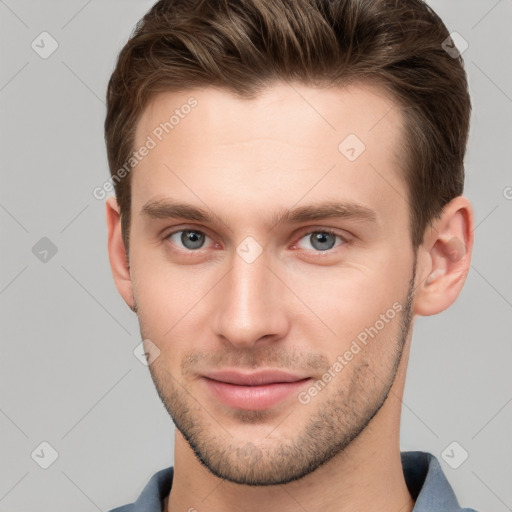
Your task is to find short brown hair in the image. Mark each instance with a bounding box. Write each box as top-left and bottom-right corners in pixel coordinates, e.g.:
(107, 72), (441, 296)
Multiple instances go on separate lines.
(105, 0), (470, 252)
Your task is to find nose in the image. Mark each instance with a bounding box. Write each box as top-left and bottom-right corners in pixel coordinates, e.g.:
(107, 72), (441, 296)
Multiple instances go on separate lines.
(212, 247), (291, 348)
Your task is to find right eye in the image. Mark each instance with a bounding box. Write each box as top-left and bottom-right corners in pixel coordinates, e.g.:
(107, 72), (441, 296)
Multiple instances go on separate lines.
(166, 229), (213, 251)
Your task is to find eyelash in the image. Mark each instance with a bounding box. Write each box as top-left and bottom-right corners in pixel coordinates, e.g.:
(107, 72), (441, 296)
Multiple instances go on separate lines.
(164, 227), (348, 254)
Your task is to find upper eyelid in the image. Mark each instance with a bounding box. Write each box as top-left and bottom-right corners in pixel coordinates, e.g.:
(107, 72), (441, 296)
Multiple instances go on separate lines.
(294, 227), (350, 243)
(165, 226), (347, 239)
(298, 227), (345, 237)
(164, 225), (214, 240)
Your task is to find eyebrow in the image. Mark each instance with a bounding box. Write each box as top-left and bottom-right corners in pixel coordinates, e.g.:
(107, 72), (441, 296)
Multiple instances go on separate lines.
(141, 198), (377, 228)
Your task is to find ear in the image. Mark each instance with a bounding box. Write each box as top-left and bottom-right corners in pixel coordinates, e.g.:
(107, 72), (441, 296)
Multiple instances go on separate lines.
(106, 197), (135, 311)
(413, 196), (474, 316)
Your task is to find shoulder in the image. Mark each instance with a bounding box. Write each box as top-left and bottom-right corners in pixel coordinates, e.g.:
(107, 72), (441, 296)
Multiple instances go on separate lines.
(107, 466), (174, 512)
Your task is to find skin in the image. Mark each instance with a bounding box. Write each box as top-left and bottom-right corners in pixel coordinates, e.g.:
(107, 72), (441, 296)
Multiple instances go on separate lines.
(106, 82), (474, 512)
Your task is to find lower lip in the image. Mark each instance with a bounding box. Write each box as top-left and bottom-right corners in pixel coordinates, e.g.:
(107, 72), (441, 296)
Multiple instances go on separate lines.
(203, 377), (312, 410)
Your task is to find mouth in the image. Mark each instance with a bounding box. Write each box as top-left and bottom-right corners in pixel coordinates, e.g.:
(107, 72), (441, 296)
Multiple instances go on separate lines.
(201, 370), (312, 410)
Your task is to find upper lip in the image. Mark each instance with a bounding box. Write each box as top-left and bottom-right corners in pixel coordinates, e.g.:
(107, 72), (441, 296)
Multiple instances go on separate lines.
(202, 369), (311, 386)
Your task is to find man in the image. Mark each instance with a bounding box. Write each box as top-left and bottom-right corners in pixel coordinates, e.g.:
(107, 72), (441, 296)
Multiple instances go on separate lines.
(104, 0), (477, 511)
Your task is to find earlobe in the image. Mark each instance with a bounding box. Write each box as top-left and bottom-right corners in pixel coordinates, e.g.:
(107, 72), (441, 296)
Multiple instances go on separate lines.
(106, 197), (135, 311)
(413, 196), (474, 317)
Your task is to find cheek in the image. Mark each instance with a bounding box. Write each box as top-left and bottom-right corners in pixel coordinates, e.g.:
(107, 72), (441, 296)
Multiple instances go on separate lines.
(285, 262), (408, 352)
(130, 255), (218, 351)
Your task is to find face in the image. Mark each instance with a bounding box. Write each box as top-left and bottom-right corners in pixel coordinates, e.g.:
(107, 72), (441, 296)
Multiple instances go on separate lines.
(127, 82), (417, 485)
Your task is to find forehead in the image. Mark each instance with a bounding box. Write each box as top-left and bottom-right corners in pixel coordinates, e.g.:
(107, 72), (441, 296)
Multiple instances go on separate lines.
(136, 81), (403, 149)
(131, 81), (407, 226)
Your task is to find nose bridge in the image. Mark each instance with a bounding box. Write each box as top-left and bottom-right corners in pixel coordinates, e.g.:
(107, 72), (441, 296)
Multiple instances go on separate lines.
(213, 248), (288, 346)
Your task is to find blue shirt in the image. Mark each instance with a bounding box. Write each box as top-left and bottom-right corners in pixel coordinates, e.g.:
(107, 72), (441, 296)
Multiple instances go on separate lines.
(109, 451), (479, 512)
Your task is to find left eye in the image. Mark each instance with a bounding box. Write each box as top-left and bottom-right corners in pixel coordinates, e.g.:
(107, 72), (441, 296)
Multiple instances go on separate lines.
(167, 229), (211, 250)
(296, 231), (344, 251)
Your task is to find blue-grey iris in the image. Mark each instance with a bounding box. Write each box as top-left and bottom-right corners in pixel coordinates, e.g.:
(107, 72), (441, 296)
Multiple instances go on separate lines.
(181, 230), (205, 249)
(310, 232), (336, 251)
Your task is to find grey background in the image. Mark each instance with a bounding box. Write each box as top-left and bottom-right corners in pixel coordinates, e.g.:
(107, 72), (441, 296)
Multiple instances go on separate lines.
(0, 1), (511, 511)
